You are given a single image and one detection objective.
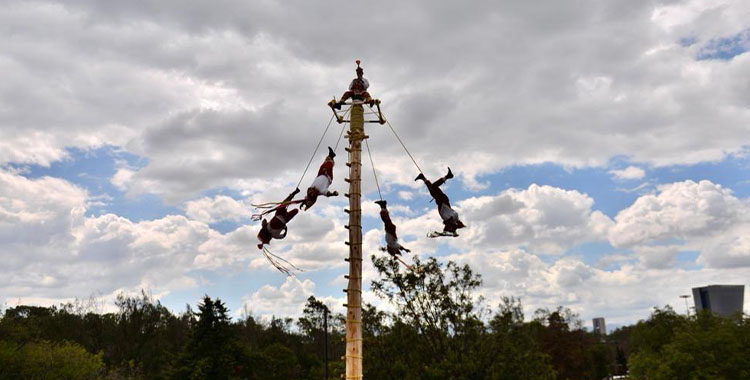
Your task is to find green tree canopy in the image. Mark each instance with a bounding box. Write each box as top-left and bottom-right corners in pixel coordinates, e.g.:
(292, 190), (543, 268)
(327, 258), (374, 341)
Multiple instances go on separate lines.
(629, 309), (750, 380)
(0, 340), (103, 380)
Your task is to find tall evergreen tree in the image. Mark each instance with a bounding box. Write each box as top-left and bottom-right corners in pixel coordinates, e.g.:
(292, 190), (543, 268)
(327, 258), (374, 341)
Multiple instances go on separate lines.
(171, 296), (247, 380)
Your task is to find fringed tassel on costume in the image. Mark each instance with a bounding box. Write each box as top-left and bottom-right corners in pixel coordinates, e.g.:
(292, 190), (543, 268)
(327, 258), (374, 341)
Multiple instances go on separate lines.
(262, 247), (305, 276)
(379, 247), (416, 272)
(395, 256), (416, 272)
(251, 200), (303, 221)
(251, 210), (272, 221)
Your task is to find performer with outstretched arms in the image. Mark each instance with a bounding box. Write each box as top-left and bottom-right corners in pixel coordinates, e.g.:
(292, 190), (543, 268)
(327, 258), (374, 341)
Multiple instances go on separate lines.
(302, 147), (339, 210)
(257, 188), (301, 249)
(375, 200), (411, 257)
(415, 167), (466, 237)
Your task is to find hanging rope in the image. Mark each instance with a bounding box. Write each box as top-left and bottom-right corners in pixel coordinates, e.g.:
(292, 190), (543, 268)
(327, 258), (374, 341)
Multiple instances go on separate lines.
(253, 112), (339, 214)
(369, 105), (424, 175)
(254, 107), (351, 214)
(295, 114), (336, 190)
(364, 137), (383, 201)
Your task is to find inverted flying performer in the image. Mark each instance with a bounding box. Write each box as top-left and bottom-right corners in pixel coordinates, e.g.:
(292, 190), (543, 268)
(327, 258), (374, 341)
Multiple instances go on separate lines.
(256, 188), (300, 250)
(375, 200), (411, 257)
(415, 168), (466, 237)
(301, 147), (339, 210)
(375, 199), (416, 271)
(253, 188), (304, 276)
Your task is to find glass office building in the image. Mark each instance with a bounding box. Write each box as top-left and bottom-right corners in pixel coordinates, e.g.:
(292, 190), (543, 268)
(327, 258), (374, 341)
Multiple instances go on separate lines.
(592, 317), (606, 335)
(692, 285), (745, 317)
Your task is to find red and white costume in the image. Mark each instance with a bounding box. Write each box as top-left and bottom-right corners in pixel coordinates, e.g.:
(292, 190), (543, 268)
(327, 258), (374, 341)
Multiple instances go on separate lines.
(379, 206), (409, 256)
(310, 157), (334, 195)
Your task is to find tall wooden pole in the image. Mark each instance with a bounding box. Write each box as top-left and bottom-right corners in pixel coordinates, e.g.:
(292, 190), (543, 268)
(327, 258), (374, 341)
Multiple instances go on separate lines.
(344, 103), (365, 379)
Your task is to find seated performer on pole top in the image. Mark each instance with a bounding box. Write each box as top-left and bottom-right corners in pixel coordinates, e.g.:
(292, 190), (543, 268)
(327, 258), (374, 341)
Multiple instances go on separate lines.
(257, 188), (301, 249)
(334, 60), (375, 109)
(415, 168), (466, 237)
(375, 200), (411, 257)
(301, 147), (339, 210)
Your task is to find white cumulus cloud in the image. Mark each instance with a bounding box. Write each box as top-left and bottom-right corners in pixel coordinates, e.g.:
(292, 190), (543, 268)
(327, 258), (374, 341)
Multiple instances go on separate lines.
(184, 195), (251, 223)
(242, 276), (316, 319)
(457, 184), (613, 254)
(609, 180), (743, 247)
(609, 166), (646, 180)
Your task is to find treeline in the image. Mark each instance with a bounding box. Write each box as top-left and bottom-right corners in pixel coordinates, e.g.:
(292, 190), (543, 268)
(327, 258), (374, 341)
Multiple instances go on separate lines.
(1, 256), (748, 380)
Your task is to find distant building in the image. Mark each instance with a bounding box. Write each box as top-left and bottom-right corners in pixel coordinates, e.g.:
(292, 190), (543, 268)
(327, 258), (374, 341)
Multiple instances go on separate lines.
(592, 317), (606, 335)
(692, 285), (745, 317)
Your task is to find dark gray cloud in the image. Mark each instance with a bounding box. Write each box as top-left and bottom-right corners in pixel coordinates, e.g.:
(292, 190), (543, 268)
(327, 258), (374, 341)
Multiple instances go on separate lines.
(2, 0), (749, 200)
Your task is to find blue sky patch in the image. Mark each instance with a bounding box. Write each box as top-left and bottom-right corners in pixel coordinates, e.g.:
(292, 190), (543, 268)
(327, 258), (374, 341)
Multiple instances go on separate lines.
(697, 29), (750, 60)
(7, 146), (181, 221)
(6, 144), (749, 318)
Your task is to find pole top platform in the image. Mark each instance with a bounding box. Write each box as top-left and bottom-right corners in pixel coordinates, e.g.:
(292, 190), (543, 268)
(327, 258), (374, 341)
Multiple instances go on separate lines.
(328, 60), (385, 124)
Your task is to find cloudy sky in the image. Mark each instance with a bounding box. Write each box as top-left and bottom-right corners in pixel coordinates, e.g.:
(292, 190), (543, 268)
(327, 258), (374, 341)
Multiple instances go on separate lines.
(1, 0), (749, 329)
